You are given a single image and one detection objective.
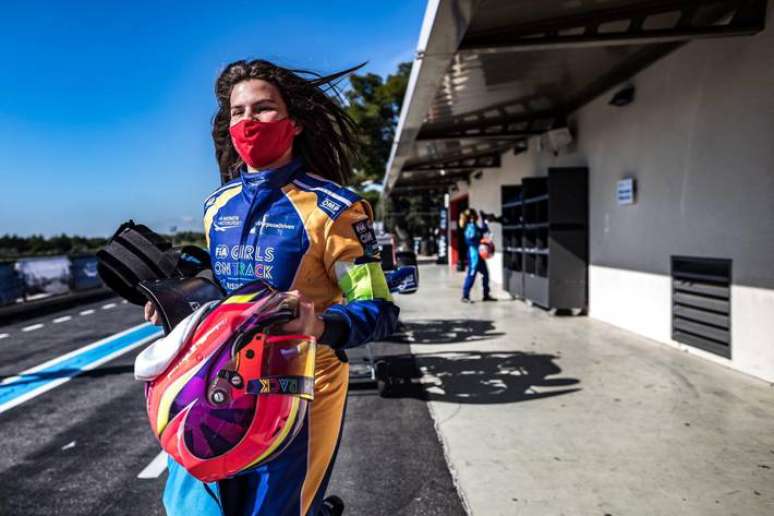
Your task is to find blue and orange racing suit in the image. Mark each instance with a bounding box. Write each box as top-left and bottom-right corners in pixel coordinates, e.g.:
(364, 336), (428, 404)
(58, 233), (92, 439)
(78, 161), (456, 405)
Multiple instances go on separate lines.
(462, 220), (490, 299)
(163, 158), (399, 516)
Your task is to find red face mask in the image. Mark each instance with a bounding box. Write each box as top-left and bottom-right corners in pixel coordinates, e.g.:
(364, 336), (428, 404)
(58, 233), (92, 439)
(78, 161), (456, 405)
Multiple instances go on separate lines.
(229, 118), (296, 169)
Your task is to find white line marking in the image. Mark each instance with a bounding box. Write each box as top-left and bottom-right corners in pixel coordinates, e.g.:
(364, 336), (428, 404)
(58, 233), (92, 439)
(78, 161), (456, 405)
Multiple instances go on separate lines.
(121, 300), (128, 304)
(0, 333), (9, 340)
(2, 322), (153, 384)
(26, 292), (53, 301)
(0, 324), (160, 415)
(53, 316), (72, 324)
(79, 309), (95, 316)
(22, 324), (44, 332)
(138, 451), (168, 479)
(101, 303), (116, 310)
(61, 440), (76, 450)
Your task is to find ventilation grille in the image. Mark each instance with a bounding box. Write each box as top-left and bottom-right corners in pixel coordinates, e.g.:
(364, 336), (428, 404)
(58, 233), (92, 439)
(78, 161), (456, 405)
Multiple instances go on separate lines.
(671, 256), (732, 358)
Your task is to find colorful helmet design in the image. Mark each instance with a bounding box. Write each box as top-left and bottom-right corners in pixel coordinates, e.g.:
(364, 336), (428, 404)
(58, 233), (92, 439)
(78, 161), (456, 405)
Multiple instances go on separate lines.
(478, 237), (495, 260)
(144, 280), (315, 482)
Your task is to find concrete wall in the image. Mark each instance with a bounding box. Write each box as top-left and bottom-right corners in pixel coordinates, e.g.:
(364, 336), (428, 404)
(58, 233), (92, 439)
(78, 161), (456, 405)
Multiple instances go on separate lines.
(461, 18), (774, 382)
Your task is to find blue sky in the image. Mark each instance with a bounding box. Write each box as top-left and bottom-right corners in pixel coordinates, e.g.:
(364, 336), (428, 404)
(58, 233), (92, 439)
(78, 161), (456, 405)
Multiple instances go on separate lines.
(0, 1), (425, 237)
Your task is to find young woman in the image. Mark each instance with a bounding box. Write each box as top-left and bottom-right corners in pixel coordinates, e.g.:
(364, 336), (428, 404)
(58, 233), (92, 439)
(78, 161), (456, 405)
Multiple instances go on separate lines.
(461, 209), (496, 303)
(145, 59), (399, 515)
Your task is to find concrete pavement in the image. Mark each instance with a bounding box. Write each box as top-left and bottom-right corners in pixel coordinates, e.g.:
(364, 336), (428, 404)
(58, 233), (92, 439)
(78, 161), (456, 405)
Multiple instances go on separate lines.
(381, 264), (774, 516)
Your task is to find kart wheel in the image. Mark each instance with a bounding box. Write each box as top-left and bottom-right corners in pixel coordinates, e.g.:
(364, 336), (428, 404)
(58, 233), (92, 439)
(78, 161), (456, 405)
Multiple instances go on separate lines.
(374, 360), (388, 381)
(377, 377), (393, 397)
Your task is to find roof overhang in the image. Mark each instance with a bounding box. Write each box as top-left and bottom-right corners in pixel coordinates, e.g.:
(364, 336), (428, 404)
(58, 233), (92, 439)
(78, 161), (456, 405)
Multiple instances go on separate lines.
(383, 0), (768, 198)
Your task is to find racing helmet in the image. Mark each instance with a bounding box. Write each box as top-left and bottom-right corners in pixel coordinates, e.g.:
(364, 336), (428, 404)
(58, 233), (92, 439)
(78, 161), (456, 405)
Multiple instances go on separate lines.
(478, 237), (495, 260)
(145, 280), (316, 482)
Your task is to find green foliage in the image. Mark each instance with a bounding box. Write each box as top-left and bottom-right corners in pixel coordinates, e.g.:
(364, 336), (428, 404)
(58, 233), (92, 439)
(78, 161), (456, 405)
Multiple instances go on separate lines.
(170, 232), (207, 248)
(382, 191), (442, 239)
(359, 190), (382, 214)
(0, 233), (108, 259)
(345, 62), (412, 210)
(343, 61), (442, 240)
(0, 232), (206, 259)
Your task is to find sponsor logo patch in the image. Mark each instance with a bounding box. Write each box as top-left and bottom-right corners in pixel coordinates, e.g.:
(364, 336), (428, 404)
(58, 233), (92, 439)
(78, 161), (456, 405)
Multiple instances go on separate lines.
(352, 219), (379, 256)
(213, 215), (240, 232)
(249, 219), (296, 234)
(256, 377), (311, 397)
(321, 198), (342, 213)
(215, 245), (229, 259)
(228, 245), (274, 262)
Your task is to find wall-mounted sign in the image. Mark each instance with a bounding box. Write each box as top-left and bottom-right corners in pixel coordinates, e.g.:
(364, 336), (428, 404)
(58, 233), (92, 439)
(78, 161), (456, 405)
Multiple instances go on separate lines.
(617, 178), (636, 205)
(437, 207), (448, 264)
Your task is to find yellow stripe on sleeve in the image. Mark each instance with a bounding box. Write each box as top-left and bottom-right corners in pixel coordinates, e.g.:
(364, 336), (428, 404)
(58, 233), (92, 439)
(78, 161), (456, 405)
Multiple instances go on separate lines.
(203, 185), (242, 248)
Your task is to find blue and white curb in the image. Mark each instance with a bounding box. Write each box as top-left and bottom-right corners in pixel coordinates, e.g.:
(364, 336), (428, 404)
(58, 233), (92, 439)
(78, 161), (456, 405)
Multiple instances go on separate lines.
(0, 323), (162, 415)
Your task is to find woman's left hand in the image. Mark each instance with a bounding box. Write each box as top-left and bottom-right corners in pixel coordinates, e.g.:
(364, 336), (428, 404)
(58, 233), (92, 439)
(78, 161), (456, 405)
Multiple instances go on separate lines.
(281, 290), (325, 339)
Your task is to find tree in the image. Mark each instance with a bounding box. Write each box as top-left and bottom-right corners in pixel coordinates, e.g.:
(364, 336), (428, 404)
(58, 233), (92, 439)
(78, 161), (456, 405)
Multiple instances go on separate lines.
(345, 62), (412, 195)
(0, 233), (109, 259)
(344, 61), (444, 243)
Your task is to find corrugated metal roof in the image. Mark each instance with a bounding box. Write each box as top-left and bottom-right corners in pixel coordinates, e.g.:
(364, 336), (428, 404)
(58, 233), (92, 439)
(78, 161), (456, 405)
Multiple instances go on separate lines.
(383, 0), (766, 197)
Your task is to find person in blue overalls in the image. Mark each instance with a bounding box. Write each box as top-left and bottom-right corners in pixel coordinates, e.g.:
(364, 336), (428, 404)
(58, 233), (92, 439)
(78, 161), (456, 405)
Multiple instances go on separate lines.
(461, 209), (497, 303)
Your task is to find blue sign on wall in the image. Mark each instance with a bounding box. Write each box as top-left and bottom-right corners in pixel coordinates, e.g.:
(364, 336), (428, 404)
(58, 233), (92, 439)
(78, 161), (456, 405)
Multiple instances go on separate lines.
(617, 178), (636, 205)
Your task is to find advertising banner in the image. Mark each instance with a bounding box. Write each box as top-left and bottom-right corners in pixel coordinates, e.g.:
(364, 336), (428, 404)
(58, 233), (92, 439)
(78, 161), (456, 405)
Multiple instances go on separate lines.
(16, 256), (72, 297)
(0, 263), (24, 306)
(70, 255), (102, 291)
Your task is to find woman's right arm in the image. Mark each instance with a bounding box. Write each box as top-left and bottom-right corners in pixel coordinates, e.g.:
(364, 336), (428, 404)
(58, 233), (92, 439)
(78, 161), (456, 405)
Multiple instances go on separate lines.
(320, 202), (400, 350)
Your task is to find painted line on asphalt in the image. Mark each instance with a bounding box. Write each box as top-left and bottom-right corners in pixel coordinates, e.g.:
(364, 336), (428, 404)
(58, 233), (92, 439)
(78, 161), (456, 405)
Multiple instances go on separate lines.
(138, 451), (168, 479)
(0, 323), (162, 416)
(22, 323), (44, 332)
(0, 333), (9, 340)
(102, 303), (117, 310)
(53, 316), (72, 324)
(80, 309), (95, 316)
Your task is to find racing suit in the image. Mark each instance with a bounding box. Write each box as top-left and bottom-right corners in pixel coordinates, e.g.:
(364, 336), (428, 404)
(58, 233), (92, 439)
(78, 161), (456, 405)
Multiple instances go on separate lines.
(163, 157), (399, 516)
(462, 220), (490, 299)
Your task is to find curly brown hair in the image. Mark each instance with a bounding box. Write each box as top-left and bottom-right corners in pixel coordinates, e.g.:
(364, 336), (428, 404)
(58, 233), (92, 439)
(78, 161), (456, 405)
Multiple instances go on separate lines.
(212, 59), (364, 185)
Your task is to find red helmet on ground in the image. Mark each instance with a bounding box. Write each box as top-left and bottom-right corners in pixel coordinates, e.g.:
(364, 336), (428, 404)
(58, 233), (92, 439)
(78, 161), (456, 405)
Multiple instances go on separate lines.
(144, 280), (315, 482)
(478, 237), (495, 260)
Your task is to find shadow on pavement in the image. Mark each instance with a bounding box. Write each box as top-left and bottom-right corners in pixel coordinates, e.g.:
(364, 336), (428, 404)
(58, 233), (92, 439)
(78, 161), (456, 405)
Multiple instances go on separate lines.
(378, 351), (580, 404)
(385, 319), (505, 344)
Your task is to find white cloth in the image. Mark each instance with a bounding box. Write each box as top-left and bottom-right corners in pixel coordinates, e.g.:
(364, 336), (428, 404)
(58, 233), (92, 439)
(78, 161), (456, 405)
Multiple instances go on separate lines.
(134, 301), (218, 381)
